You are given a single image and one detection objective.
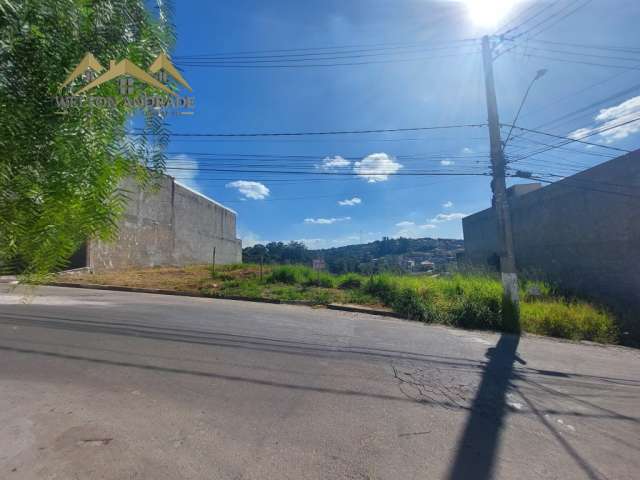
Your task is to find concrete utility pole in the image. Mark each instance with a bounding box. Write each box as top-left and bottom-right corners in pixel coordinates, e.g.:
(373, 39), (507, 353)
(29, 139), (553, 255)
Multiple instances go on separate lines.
(481, 35), (519, 306)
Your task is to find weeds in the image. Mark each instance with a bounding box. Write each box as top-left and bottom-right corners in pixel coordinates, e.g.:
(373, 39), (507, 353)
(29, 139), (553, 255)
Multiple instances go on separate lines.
(58, 263), (619, 344)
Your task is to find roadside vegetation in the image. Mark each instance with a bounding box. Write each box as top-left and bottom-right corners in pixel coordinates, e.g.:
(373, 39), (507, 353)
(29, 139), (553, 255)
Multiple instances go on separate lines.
(58, 263), (618, 344)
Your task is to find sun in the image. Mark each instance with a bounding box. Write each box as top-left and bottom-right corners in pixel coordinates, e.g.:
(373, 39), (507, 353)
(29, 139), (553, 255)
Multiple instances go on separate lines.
(462, 0), (518, 28)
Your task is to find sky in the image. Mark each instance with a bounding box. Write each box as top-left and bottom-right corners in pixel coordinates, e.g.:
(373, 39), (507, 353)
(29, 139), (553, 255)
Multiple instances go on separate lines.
(159, 0), (640, 249)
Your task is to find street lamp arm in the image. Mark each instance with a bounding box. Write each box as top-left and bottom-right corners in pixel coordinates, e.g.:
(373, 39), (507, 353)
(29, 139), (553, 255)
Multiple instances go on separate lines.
(503, 69), (547, 149)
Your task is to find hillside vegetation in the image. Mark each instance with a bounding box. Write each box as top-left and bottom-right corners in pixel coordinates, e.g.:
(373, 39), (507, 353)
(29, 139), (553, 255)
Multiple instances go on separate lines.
(242, 237), (464, 274)
(59, 263), (618, 344)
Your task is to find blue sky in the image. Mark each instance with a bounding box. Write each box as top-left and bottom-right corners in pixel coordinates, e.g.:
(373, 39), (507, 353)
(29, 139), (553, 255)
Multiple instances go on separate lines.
(162, 0), (640, 248)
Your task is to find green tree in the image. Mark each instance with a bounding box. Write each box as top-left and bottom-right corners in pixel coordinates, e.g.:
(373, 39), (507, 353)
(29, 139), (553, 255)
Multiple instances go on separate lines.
(0, 0), (175, 277)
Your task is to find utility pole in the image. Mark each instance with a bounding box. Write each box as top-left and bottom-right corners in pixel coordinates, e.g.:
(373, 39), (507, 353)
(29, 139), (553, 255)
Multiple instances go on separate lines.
(481, 35), (519, 308)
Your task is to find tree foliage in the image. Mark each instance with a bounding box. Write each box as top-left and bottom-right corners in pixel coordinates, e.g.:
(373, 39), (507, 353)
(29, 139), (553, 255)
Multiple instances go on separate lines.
(243, 237), (465, 274)
(0, 0), (175, 277)
(243, 241), (312, 265)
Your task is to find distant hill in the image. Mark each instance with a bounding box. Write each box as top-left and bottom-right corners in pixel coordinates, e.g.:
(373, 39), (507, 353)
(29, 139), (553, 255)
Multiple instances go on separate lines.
(311, 237), (464, 273)
(243, 237), (464, 274)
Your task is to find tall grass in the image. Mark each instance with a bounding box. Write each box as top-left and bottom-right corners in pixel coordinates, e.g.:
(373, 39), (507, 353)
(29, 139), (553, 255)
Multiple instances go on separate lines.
(63, 263), (619, 344)
(261, 267), (618, 342)
(267, 265), (335, 288)
(362, 273), (617, 342)
(521, 301), (617, 343)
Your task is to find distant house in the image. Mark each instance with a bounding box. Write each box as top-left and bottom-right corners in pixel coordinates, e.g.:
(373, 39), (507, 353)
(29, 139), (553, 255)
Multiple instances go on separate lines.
(419, 260), (435, 272)
(402, 259), (416, 271)
(69, 174), (241, 270)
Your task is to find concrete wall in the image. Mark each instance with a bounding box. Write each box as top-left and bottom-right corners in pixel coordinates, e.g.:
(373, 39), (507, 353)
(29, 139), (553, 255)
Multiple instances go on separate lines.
(463, 150), (640, 314)
(89, 175), (241, 269)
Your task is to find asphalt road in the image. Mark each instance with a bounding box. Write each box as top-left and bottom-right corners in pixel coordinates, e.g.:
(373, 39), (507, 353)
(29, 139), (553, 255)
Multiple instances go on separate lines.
(1, 285), (639, 480)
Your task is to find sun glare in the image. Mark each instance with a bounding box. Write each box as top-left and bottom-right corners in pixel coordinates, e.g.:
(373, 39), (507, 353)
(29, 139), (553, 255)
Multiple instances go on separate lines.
(463, 0), (518, 27)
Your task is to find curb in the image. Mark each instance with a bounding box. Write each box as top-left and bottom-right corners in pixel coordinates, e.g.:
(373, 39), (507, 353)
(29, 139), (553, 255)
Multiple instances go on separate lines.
(327, 303), (405, 319)
(47, 282), (316, 307)
(41, 283), (637, 350)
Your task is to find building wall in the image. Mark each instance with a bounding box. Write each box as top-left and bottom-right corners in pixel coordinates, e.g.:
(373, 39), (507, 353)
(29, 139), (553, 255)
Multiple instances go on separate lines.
(89, 176), (241, 269)
(462, 150), (640, 314)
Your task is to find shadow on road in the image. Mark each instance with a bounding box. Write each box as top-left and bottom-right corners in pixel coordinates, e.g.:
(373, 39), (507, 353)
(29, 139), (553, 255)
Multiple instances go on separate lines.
(446, 334), (521, 480)
(1, 307), (638, 478)
(445, 330), (619, 480)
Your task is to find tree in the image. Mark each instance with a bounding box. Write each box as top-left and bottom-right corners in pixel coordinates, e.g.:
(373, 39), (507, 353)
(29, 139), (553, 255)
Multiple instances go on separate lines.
(242, 241), (311, 265)
(0, 0), (175, 277)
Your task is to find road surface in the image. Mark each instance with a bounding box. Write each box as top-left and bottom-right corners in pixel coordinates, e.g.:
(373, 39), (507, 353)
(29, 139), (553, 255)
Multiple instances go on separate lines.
(1, 285), (638, 479)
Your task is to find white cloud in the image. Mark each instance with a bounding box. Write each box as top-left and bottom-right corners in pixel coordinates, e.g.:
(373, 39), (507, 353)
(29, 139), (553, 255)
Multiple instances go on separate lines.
(442, 201), (454, 208)
(304, 216), (351, 225)
(317, 155), (351, 170)
(431, 212), (468, 223)
(394, 222), (437, 238)
(462, 147), (474, 154)
(440, 159), (454, 166)
(238, 229), (264, 248)
(353, 153), (403, 182)
(225, 180), (270, 200)
(338, 197), (362, 206)
(297, 235), (360, 249)
(568, 127), (592, 140)
(167, 154), (203, 193)
(569, 95), (640, 143)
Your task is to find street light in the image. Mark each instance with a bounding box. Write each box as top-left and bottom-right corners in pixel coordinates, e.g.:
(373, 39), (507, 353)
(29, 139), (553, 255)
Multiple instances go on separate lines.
(503, 69), (548, 148)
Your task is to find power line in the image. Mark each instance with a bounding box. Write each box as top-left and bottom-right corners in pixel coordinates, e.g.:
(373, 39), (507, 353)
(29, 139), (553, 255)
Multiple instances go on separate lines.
(519, 174), (640, 200)
(526, 38), (640, 55)
(164, 167), (491, 177)
(133, 123), (486, 138)
(520, 81), (640, 136)
(507, 50), (640, 71)
(159, 135), (490, 145)
(496, 2), (557, 38)
(505, 44), (640, 64)
(174, 38), (477, 58)
(502, 124), (631, 153)
(175, 50), (480, 69)
(507, 144), (603, 165)
(510, 115), (640, 161)
(165, 152), (490, 161)
(507, 135), (618, 159)
(175, 40), (479, 61)
(177, 178), (469, 204)
(177, 49), (476, 65)
(518, 0), (593, 41)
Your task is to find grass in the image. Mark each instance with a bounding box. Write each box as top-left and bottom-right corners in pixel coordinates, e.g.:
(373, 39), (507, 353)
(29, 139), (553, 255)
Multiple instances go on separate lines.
(57, 263), (619, 344)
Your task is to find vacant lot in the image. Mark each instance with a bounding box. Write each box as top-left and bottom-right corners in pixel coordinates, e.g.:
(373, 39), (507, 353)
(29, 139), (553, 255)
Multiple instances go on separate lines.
(57, 264), (618, 344)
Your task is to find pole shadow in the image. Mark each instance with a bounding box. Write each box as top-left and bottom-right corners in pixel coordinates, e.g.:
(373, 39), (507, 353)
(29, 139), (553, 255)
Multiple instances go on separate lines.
(446, 333), (521, 480)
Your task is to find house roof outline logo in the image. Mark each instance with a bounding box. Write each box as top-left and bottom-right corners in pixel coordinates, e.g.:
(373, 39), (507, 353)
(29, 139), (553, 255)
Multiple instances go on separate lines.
(59, 52), (104, 91)
(149, 53), (192, 92)
(61, 53), (190, 97)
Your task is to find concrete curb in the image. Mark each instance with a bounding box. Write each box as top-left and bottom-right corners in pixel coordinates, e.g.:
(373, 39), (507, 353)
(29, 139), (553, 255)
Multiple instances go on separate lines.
(47, 282), (317, 307)
(327, 303), (405, 319)
(47, 283), (405, 318)
(37, 283), (637, 350)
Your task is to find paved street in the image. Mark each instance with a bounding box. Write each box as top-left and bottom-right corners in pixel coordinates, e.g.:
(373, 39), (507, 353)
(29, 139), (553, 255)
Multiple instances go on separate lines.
(1, 285), (639, 480)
